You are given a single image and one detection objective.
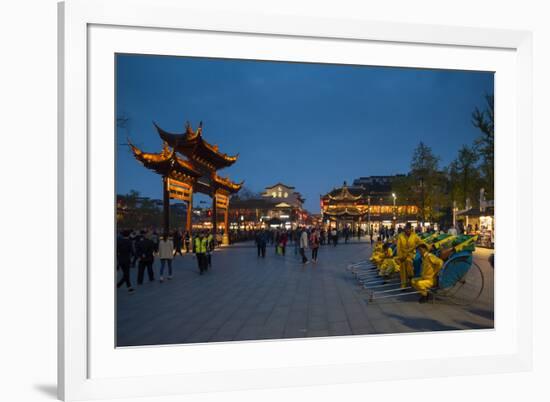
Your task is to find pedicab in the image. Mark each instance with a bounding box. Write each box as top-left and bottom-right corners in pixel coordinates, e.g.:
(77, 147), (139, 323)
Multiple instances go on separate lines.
(349, 241), (397, 281)
(349, 232), (454, 281)
(350, 232), (444, 279)
(354, 235), (484, 306)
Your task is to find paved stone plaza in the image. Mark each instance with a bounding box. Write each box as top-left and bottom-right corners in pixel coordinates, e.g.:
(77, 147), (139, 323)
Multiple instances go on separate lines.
(116, 239), (494, 347)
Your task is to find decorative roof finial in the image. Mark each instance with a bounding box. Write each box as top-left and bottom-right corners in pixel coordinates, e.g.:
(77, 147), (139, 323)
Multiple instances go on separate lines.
(196, 121), (203, 137)
(185, 121), (192, 135)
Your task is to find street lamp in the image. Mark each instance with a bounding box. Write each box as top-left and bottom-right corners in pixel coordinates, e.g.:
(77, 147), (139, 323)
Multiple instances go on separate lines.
(367, 195), (371, 237)
(419, 176), (425, 225)
(452, 200), (457, 228)
(392, 193), (397, 224)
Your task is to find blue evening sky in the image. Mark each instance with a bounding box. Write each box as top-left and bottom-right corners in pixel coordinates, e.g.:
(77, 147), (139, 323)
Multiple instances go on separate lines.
(116, 54), (493, 213)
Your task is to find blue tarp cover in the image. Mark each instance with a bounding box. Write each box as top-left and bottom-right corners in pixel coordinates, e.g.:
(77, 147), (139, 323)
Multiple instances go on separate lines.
(413, 250), (422, 277)
(438, 251), (473, 289)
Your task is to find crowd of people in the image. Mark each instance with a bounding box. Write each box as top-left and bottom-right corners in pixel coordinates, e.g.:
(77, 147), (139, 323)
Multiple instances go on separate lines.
(117, 225), (378, 282)
(116, 229), (217, 293)
(253, 225), (369, 265)
(253, 227), (322, 263)
(116, 225), (393, 293)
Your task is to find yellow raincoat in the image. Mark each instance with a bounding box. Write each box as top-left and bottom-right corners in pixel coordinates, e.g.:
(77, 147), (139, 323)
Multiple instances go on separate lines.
(411, 249), (444, 296)
(375, 246), (394, 271)
(370, 241), (385, 265)
(396, 231), (423, 287)
(379, 254), (400, 277)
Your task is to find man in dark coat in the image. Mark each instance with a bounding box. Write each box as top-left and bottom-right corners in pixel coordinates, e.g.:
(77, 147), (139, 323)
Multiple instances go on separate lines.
(255, 230), (267, 258)
(117, 230), (135, 292)
(136, 232), (156, 284)
(173, 230), (183, 256)
(184, 231), (191, 253)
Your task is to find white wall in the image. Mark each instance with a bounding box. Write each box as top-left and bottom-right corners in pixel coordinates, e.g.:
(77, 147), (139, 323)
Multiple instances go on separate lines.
(0, 0), (547, 401)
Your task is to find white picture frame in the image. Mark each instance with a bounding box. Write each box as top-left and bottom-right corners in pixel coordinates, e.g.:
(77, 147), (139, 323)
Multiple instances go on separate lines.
(58, 0), (533, 400)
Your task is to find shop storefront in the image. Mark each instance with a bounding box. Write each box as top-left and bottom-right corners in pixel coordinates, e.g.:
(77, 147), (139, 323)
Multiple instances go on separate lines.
(456, 206), (494, 248)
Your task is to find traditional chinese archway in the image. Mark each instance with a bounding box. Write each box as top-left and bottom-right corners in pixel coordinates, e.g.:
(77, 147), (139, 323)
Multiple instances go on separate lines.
(129, 121), (242, 245)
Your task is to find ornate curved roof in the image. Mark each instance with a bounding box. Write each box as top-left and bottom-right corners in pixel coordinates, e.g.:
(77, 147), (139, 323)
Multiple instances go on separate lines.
(327, 182), (363, 201)
(128, 140), (202, 182)
(264, 182), (295, 190)
(153, 121), (238, 170)
(212, 173), (244, 194)
(323, 207), (366, 217)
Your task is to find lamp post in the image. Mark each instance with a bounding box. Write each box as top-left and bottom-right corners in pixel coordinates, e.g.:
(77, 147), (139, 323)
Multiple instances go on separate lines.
(419, 176), (425, 226)
(452, 200), (457, 228)
(392, 192), (397, 227)
(367, 195), (371, 237)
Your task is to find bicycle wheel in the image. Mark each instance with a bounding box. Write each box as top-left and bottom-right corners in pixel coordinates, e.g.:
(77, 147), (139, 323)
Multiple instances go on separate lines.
(437, 262), (485, 306)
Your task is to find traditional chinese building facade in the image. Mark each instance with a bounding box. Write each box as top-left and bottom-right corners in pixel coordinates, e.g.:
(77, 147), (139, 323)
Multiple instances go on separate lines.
(320, 177), (419, 231)
(229, 182), (308, 230)
(129, 121), (242, 244)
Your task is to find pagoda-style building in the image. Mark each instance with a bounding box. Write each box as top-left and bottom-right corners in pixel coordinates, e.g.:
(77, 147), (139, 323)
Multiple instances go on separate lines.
(321, 182), (367, 230)
(320, 178), (419, 232)
(129, 121), (242, 244)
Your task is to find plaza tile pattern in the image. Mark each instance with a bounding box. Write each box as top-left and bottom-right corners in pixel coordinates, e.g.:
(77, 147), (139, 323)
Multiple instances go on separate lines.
(116, 239), (494, 347)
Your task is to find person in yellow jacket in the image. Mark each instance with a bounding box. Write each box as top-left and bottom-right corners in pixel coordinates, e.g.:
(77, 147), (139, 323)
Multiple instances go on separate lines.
(379, 246), (400, 277)
(411, 242), (444, 303)
(376, 243), (394, 272)
(194, 231), (208, 275)
(396, 222), (423, 288)
(370, 240), (385, 266)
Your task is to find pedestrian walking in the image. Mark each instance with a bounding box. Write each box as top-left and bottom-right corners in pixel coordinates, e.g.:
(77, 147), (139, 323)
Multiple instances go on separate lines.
(331, 228), (338, 247)
(158, 234), (174, 282)
(310, 228), (320, 263)
(194, 231), (208, 275)
(274, 229), (280, 254)
(279, 231), (288, 255)
(136, 232), (156, 285)
(130, 230), (140, 268)
(299, 227), (309, 264)
(117, 230), (135, 293)
(173, 230), (183, 256)
(151, 230), (160, 252)
(184, 231), (191, 253)
(255, 230), (267, 258)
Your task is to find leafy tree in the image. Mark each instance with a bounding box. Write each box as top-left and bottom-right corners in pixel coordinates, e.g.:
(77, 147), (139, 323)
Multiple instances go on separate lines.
(232, 186), (260, 200)
(393, 142), (447, 224)
(472, 94), (494, 198)
(449, 145), (480, 209)
(411, 142), (440, 174)
(410, 142), (446, 223)
(117, 190), (163, 230)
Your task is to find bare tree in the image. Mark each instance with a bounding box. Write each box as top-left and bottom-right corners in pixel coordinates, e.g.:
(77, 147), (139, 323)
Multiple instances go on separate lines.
(472, 94), (494, 198)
